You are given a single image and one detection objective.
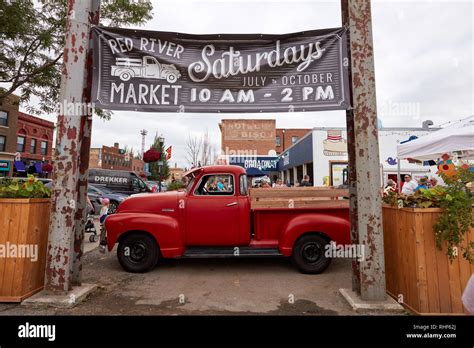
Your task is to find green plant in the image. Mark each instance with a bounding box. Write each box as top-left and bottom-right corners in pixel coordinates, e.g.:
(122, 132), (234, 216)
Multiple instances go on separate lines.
(434, 167), (474, 263)
(383, 166), (474, 262)
(167, 181), (185, 191)
(0, 175), (51, 198)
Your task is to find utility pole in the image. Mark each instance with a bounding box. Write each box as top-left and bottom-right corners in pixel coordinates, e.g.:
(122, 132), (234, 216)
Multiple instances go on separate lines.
(140, 129), (148, 156)
(341, 0), (386, 301)
(45, 0), (100, 294)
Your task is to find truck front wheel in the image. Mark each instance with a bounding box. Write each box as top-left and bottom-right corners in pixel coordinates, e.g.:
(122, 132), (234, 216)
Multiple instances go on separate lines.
(117, 233), (159, 273)
(292, 234), (332, 274)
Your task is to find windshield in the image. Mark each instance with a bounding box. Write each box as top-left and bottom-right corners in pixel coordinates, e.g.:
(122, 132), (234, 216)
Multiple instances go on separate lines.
(185, 173), (195, 192)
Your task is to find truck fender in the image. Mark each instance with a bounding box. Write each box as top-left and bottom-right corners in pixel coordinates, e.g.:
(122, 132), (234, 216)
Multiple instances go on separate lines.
(114, 67), (135, 79)
(279, 214), (350, 256)
(105, 213), (183, 257)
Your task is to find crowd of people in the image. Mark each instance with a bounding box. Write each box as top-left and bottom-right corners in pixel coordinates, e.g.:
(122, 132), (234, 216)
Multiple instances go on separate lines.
(383, 174), (438, 196)
(252, 175), (313, 188)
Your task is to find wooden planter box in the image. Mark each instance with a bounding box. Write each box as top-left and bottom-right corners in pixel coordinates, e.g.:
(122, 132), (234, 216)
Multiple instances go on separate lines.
(0, 198), (51, 302)
(383, 205), (474, 315)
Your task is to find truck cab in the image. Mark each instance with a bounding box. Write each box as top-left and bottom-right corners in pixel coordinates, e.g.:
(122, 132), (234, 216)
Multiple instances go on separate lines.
(104, 165), (350, 274)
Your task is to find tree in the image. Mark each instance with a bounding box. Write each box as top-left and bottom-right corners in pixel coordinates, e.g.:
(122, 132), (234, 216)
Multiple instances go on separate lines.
(148, 134), (170, 182)
(185, 134), (201, 168)
(185, 131), (216, 167)
(0, 0), (153, 116)
(200, 130), (216, 166)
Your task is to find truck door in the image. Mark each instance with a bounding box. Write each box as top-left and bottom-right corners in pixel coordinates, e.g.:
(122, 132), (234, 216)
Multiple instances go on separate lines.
(185, 173), (240, 246)
(143, 56), (160, 78)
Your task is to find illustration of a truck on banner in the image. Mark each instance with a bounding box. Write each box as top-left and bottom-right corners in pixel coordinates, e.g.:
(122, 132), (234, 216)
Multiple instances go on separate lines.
(111, 56), (181, 83)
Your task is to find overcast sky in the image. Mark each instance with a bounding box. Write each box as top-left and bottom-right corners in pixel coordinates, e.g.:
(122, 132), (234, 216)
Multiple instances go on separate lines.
(18, 0), (474, 167)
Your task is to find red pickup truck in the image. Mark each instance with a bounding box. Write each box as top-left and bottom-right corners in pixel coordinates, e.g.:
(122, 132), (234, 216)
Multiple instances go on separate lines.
(104, 165), (350, 274)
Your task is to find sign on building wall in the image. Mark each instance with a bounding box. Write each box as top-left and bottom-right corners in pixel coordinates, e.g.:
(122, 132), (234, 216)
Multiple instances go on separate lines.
(92, 26), (350, 113)
(229, 156), (279, 172)
(223, 120), (274, 141)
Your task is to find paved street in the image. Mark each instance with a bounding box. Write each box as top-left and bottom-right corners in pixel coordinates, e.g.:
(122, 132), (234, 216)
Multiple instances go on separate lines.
(0, 248), (406, 315)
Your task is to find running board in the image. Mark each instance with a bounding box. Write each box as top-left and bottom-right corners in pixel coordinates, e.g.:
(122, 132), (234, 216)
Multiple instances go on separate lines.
(182, 247), (283, 258)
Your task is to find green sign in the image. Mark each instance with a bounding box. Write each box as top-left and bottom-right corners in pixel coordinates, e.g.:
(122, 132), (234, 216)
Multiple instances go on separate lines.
(0, 160), (10, 172)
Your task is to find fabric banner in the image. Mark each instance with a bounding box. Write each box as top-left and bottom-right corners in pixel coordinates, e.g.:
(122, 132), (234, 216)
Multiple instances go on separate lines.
(92, 26), (350, 113)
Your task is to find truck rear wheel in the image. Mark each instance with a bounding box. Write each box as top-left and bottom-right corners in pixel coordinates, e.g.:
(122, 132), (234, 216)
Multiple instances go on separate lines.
(292, 234), (331, 274)
(117, 233), (159, 273)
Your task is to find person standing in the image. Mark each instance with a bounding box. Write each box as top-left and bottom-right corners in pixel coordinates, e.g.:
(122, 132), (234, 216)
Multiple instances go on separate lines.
(429, 177), (438, 188)
(415, 176), (429, 191)
(300, 175), (312, 187)
(401, 174), (418, 196)
(383, 179), (397, 195)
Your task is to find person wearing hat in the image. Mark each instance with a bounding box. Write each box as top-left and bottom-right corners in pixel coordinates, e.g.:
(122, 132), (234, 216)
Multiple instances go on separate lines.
(415, 176), (429, 192)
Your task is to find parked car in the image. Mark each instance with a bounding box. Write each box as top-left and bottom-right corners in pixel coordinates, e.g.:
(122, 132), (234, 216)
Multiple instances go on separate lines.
(88, 169), (151, 195)
(145, 180), (167, 192)
(105, 165), (350, 274)
(88, 184), (128, 215)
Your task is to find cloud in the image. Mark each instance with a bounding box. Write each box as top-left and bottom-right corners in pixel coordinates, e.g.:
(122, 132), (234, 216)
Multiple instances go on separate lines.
(9, 0), (473, 167)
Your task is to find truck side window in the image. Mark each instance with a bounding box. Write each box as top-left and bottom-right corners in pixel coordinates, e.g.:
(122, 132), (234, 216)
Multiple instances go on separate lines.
(194, 174), (234, 196)
(240, 174), (248, 196)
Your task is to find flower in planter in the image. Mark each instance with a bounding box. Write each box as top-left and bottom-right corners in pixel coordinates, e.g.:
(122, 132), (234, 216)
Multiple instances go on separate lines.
(0, 175), (51, 198)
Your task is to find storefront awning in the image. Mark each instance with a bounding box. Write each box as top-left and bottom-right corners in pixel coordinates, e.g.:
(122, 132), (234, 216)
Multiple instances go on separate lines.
(14, 161), (26, 172)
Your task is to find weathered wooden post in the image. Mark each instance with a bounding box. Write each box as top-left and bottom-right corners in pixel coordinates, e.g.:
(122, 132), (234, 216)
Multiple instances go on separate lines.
(340, 0), (387, 302)
(44, 0), (100, 295)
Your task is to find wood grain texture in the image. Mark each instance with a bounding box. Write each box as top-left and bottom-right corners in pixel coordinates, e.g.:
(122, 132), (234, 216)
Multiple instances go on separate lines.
(0, 198), (50, 302)
(383, 205), (474, 315)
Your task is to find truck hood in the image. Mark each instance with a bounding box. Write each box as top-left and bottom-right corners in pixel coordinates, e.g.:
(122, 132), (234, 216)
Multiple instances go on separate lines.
(116, 190), (184, 214)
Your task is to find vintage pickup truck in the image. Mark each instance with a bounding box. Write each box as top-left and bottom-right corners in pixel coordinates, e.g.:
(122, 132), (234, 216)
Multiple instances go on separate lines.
(104, 165), (350, 274)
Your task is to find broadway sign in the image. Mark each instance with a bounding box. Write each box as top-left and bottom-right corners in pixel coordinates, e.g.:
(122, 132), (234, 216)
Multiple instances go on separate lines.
(92, 26), (350, 113)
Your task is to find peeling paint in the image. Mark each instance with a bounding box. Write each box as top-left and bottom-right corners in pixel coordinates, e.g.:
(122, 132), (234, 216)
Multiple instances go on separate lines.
(342, 0), (385, 301)
(45, 0), (100, 294)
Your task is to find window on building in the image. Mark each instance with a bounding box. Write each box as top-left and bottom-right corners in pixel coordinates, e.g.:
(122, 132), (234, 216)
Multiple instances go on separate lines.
(276, 135), (281, 147)
(17, 136), (25, 152)
(0, 111), (8, 127)
(30, 138), (37, 154)
(0, 136), (6, 152)
(291, 136), (298, 145)
(40, 140), (47, 155)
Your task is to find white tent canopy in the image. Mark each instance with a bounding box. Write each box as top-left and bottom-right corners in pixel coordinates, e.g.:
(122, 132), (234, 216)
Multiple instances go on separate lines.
(397, 115), (474, 161)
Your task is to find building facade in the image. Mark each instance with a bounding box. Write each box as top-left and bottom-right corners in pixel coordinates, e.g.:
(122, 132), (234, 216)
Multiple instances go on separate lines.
(89, 142), (145, 174)
(14, 112), (55, 177)
(0, 94), (20, 177)
(218, 119), (310, 179)
(278, 124), (442, 187)
(220, 119), (276, 156)
(275, 128), (311, 154)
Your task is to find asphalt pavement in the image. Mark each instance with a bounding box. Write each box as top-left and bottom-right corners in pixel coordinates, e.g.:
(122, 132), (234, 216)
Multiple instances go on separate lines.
(0, 245), (407, 315)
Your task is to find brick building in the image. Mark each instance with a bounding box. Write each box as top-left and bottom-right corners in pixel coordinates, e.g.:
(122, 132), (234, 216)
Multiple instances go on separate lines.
(15, 112), (55, 177)
(0, 94), (20, 177)
(219, 119), (310, 156)
(219, 119), (276, 156)
(275, 128), (311, 155)
(89, 142), (145, 174)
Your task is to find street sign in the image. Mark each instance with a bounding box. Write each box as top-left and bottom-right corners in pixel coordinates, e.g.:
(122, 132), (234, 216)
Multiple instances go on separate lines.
(0, 160), (10, 172)
(92, 26), (350, 113)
